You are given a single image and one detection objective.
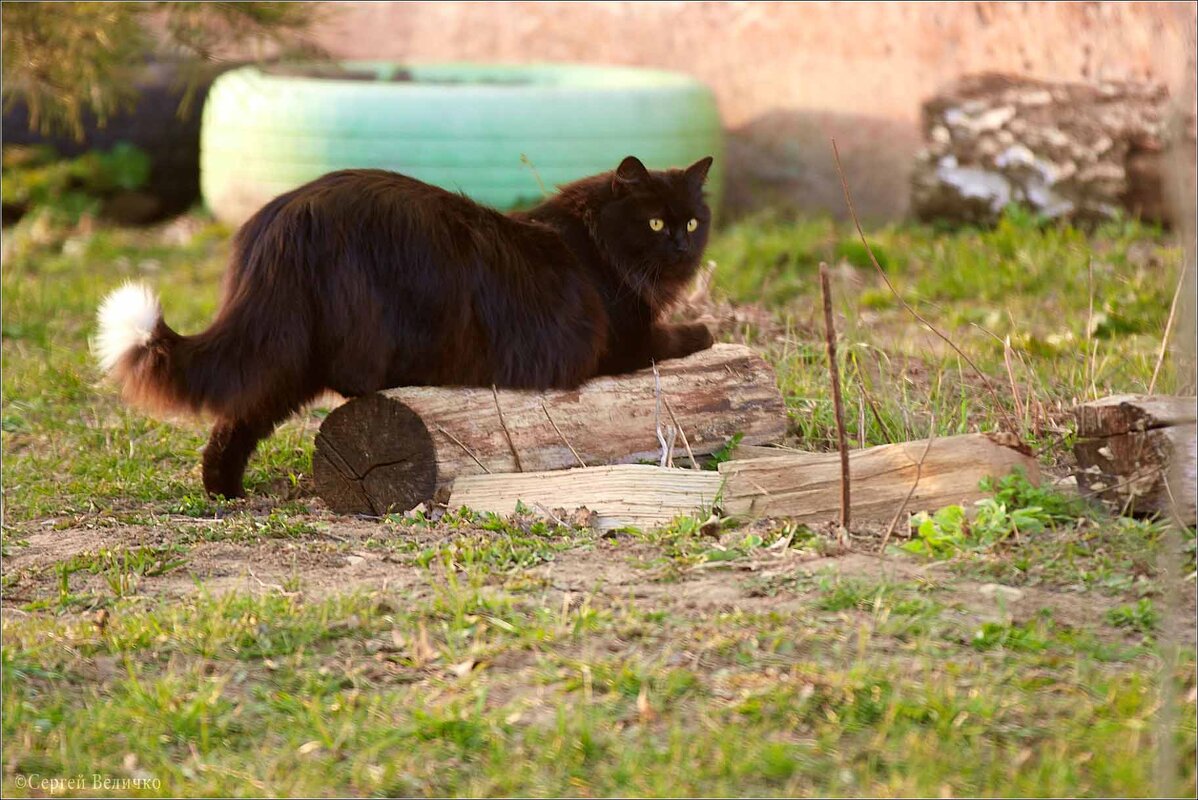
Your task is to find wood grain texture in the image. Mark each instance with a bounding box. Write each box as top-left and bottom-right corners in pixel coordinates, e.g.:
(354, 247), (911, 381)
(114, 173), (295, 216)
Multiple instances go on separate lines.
(449, 433), (1042, 533)
(1075, 394), (1197, 437)
(1073, 395), (1197, 523)
(719, 433), (1040, 524)
(314, 344), (786, 515)
(450, 465), (725, 532)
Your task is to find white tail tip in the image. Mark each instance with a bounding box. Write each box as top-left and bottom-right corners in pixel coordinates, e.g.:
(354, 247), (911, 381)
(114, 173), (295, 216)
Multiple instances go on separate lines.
(95, 282), (161, 373)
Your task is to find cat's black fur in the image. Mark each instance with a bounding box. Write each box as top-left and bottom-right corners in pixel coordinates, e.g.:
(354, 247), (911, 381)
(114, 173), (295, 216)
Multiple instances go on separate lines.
(98, 156), (716, 498)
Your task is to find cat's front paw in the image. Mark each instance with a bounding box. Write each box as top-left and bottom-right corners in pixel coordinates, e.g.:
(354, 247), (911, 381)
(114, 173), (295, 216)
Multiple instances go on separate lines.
(687, 322), (715, 351)
(673, 322), (714, 358)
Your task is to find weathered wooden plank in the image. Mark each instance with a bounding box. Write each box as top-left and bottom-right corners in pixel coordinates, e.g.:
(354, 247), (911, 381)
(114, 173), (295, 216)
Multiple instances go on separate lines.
(449, 464), (725, 533)
(719, 433), (1040, 524)
(450, 433), (1042, 533)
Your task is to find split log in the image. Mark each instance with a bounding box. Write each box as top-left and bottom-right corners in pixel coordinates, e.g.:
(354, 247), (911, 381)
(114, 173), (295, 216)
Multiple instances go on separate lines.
(448, 432), (1040, 532)
(450, 465), (724, 533)
(912, 73), (1195, 227)
(313, 344), (787, 515)
(1073, 394), (1197, 523)
(719, 432), (1040, 524)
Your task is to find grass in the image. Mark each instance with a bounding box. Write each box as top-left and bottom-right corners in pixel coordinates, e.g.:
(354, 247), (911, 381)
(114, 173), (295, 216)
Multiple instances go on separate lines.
(706, 207), (1187, 452)
(2, 203), (1195, 797)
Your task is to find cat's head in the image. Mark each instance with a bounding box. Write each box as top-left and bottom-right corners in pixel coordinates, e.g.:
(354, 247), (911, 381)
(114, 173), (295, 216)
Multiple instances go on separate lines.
(594, 155), (714, 308)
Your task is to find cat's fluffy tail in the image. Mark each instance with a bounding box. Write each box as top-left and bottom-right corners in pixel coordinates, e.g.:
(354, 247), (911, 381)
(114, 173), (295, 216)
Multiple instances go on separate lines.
(95, 281), (201, 416)
(95, 282), (162, 374)
(95, 280), (302, 421)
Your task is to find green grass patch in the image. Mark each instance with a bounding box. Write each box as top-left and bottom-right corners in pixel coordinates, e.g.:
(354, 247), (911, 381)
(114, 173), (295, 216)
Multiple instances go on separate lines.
(2, 207), (1194, 797)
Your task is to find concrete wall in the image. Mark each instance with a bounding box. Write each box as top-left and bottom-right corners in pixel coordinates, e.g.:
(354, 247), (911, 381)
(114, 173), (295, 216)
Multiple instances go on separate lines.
(311, 1), (1197, 220)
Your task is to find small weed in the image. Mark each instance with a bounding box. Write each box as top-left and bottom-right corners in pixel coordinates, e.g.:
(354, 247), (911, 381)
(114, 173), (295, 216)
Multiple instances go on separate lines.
(1106, 599), (1159, 634)
(979, 469), (1087, 524)
(704, 432), (744, 469)
(901, 470), (1087, 558)
(970, 618), (1051, 653)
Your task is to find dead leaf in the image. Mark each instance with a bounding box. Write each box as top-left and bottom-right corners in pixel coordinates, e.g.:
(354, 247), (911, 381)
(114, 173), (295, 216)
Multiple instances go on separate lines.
(449, 659), (486, 679)
(555, 506), (598, 530)
(766, 532), (794, 551)
(411, 622), (437, 667)
(297, 741), (322, 756)
(636, 685), (656, 723)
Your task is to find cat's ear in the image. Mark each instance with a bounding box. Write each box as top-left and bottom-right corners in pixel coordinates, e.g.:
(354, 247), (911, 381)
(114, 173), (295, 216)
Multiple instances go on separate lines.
(685, 156), (714, 186)
(613, 156), (650, 192)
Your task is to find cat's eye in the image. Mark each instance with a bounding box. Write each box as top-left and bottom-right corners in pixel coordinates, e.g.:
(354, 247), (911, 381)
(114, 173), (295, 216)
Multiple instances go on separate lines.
(686, 218), (699, 232)
(649, 218), (665, 232)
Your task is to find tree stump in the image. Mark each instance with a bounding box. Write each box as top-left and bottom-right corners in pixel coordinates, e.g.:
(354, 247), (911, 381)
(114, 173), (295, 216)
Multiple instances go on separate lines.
(1073, 394), (1197, 523)
(912, 73), (1195, 227)
(313, 344), (787, 515)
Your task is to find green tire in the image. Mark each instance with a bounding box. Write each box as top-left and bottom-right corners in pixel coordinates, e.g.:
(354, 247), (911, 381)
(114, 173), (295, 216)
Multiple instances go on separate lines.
(199, 62), (724, 224)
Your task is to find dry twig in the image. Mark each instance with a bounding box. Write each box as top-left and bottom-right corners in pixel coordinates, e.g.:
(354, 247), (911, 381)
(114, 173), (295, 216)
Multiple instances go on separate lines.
(434, 424), (491, 474)
(651, 360), (674, 467)
(1086, 257), (1099, 399)
(1149, 258), (1190, 394)
(663, 398), (699, 470)
(879, 415), (937, 556)
(540, 399), (587, 468)
(492, 384), (524, 472)
(831, 138), (1018, 433)
(819, 263), (851, 529)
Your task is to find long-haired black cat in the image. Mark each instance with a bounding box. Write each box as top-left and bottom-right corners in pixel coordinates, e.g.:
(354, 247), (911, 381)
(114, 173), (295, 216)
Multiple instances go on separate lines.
(96, 156), (716, 498)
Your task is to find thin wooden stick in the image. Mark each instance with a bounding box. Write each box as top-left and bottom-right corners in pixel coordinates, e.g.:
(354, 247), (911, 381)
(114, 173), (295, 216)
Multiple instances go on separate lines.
(1149, 258), (1189, 394)
(491, 385), (523, 473)
(831, 138), (1018, 433)
(540, 399), (587, 468)
(434, 424), (491, 474)
(663, 398), (699, 470)
(651, 360), (672, 467)
(879, 414), (937, 556)
(969, 322), (1026, 428)
(1086, 257), (1098, 399)
(819, 263), (851, 529)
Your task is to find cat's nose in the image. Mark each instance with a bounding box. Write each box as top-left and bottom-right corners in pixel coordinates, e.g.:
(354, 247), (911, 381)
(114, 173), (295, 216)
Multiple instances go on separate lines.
(671, 235), (688, 253)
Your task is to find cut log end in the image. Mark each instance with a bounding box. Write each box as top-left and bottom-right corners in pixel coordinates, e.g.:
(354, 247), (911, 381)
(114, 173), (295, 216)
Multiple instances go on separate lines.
(1073, 394), (1197, 524)
(313, 394), (438, 515)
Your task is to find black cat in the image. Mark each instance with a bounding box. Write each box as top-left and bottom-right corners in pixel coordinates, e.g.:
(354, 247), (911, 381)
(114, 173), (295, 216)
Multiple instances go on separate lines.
(96, 156), (716, 498)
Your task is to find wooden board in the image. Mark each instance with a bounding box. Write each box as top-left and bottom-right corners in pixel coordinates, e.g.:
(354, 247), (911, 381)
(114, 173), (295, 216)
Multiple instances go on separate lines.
(450, 464), (725, 533)
(719, 433), (1040, 524)
(449, 432), (1041, 533)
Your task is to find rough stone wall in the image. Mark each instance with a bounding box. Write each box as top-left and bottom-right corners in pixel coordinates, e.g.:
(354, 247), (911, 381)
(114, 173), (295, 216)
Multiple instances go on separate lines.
(911, 73), (1185, 226)
(310, 1), (1197, 221)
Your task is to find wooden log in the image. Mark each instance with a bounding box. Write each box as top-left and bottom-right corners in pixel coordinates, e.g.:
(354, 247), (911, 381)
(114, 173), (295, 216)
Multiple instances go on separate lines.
(911, 73), (1195, 227)
(719, 432), (1040, 524)
(1073, 394), (1197, 523)
(450, 465), (725, 533)
(448, 432), (1041, 532)
(313, 344), (787, 515)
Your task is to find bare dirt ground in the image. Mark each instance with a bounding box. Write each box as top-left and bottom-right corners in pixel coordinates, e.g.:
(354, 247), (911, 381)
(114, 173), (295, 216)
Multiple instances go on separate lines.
(8, 507), (1186, 649)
